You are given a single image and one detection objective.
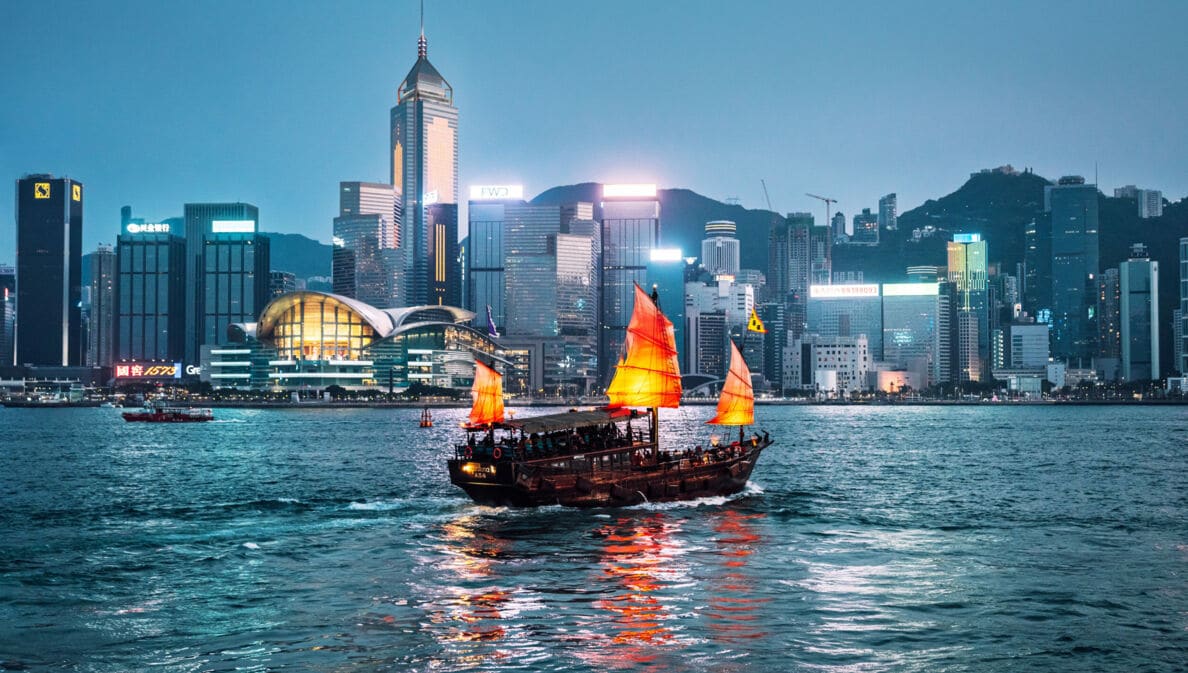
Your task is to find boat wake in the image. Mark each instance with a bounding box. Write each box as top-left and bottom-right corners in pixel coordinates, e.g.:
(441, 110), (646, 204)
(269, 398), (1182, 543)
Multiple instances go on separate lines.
(626, 481), (765, 511)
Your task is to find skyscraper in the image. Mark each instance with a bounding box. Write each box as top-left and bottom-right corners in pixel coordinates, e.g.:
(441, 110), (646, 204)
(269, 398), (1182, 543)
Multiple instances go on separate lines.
(1180, 237), (1188, 374)
(391, 26), (459, 306)
(701, 220), (740, 277)
(465, 186), (523, 332)
(1096, 268), (1121, 362)
(851, 208), (879, 245)
(806, 284), (884, 360)
(183, 203), (268, 362)
(1120, 244), (1159, 381)
(0, 265), (14, 367)
(947, 234), (989, 381)
(882, 282), (950, 387)
(599, 184), (660, 383)
(831, 211), (847, 243)
(333, 182), (400, 307)
(878, 193), (898, 231)
(1047, 176), (1099, 362)
(88, 244), (115, 367)
(15, 174), (84, 366)
(115, 217), (186, 362)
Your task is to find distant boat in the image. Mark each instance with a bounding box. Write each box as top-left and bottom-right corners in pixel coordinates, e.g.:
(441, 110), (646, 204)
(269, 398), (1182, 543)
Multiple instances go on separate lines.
(122, 404), (213, 423)
(447, 282), (773, 507)
(419, 407), (433, 428)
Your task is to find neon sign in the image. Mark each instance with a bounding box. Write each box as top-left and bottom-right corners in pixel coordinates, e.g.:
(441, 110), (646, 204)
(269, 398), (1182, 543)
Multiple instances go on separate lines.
(211, 220), (256, 234)
(810, 284), (880, 298)
(126, 223), (171, 234)
(469, 185), (524, 200)
(114, 362), (183, 378)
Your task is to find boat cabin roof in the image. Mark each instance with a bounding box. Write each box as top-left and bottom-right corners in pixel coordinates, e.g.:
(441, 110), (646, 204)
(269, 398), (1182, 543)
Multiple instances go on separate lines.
(503, 407), (635, 435)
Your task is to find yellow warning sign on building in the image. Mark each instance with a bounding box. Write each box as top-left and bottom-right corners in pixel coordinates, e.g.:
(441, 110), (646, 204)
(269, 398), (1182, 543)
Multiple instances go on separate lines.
(34, 182), (51, 199)
(72, 184), (81, 202)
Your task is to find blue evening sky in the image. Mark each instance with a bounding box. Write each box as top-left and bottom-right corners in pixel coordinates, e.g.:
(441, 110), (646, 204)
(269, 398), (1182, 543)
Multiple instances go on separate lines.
(1, 0), (1185, 262)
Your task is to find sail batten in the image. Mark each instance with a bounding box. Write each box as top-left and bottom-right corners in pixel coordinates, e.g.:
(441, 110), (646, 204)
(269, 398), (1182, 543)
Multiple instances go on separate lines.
(606, 283), (683, 409)
(468, 360), (505, 426)
(707, 341), (754, 426)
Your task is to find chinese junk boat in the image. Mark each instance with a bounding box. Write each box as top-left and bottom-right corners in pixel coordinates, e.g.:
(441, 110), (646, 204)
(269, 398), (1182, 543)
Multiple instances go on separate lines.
(122, 404), (214, 423)
(447, 283), (773, 507)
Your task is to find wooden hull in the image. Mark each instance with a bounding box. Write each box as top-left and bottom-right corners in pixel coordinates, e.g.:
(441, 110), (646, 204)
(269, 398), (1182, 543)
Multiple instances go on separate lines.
(447, 440), (771, 508)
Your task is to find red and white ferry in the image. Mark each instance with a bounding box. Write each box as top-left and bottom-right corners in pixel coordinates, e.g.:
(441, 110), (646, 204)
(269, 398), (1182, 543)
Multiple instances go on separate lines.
(122, 404), (214, 423)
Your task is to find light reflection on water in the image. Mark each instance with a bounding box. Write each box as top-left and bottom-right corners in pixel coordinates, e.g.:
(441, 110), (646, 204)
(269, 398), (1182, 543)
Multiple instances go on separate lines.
(1, 405), (1187, 672)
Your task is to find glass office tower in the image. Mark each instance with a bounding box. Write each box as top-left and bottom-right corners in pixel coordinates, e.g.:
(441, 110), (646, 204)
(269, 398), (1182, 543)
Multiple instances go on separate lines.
(1120, 244), (1159, 381)
(184, 202), (261, 363)
(15, 174), (84, 366)
(599, 184), (660, 384)
(116, 221), (187, 362)
(807, 284), (884, 360)
(882, 282), (950, 387)
(1047, 176), (1099, 361)
(947, 234), (989, 380)
(333, 181), (401, 307)
(391, 30), (459, 306)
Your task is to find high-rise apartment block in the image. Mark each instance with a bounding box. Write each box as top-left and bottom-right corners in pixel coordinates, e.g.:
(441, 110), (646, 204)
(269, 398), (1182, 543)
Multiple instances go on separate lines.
(878, 193), (897, 231)
(88, 244), (116, 366)
(1115, 185), (1163, 219)
(15, 174), (84, 366)
(851, 208), (879, 246)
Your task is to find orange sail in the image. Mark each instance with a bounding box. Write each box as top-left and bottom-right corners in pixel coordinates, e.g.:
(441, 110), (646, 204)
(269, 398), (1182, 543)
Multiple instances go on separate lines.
(606, 283), (683, 409)
(468, 360), (505, 427)
(707, 341), (754, 426)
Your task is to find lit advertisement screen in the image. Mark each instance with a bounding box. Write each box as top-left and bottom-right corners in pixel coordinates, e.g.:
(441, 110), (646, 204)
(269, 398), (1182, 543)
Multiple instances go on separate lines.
(810, 284), (880, 298)
(649, 248), (683, 262)
(125, 223), (171, 234)
(211, 220), (257, 234)
(952, 233), (982, 243)
(114, 362), (183, 379)
(603, 183), (658, 198)
(882, 283), (939, 296)
(469, 185), (524, 200)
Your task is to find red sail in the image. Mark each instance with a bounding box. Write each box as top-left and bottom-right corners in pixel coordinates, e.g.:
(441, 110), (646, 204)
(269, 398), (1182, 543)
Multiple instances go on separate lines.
(468, 360), (505, 427)
(707, 341), (754, 426)
(606, 283), (683, 409)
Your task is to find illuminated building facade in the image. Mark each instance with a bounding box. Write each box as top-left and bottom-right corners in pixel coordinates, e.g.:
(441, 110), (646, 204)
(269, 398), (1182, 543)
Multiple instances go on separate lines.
(806, 284), (883, 360)
(599, 184), (660, 383)
(882, 282), (950, 387)
(701, 220), (740, 277)
(0, 265), (14, 366)
(947, 234), (989, 380)
(199, 291), (501, 391)
(1046, 176), (1099, 362)
(783, 334), (870, 394)
(184, 202), (263, 363)
(1181, 237), (1188, 374)
(851, 208), (879, 246)
(116, 220), (187, 362)
(391, 29), (459, 306)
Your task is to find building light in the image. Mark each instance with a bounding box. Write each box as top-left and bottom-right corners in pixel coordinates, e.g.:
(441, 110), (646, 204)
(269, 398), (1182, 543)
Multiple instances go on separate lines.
(810, 284), (880, 298)
(603, 183), (657, 198)
(126, 223), (171, 234)
(882, 283), (940, 296)
(649, 248), (683, 262)
(952, 233), (982, 243)
(468, 185), (524, 201)
(211, 220), (256, 234)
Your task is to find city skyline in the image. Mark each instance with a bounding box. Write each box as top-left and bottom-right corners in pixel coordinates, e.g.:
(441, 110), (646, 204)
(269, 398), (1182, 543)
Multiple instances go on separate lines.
(4, 0), (1188, 262)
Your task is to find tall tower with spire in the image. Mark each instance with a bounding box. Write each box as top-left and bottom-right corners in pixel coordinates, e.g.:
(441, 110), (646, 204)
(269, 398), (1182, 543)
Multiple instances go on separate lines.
(390, 10), (460, 307)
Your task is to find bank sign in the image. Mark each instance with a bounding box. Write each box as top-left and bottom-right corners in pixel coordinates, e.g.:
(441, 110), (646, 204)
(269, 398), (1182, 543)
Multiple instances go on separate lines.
(114, 362), (184, 379)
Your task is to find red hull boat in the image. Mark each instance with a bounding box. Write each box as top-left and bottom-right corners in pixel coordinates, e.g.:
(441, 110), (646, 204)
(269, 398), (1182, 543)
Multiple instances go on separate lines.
(122, 406), (213, 423)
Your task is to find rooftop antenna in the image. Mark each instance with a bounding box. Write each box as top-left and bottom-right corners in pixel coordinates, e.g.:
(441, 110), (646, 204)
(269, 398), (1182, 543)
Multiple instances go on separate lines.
(418, 0), (427, 57)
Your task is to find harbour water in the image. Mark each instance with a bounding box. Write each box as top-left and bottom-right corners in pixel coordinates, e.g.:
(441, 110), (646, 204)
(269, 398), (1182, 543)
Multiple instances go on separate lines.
(1, 405), (1185, 672)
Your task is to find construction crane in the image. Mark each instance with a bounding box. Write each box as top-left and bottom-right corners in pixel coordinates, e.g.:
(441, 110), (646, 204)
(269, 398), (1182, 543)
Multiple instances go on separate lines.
(761, 179), (775, 212)
(805, 193), (837, 227)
